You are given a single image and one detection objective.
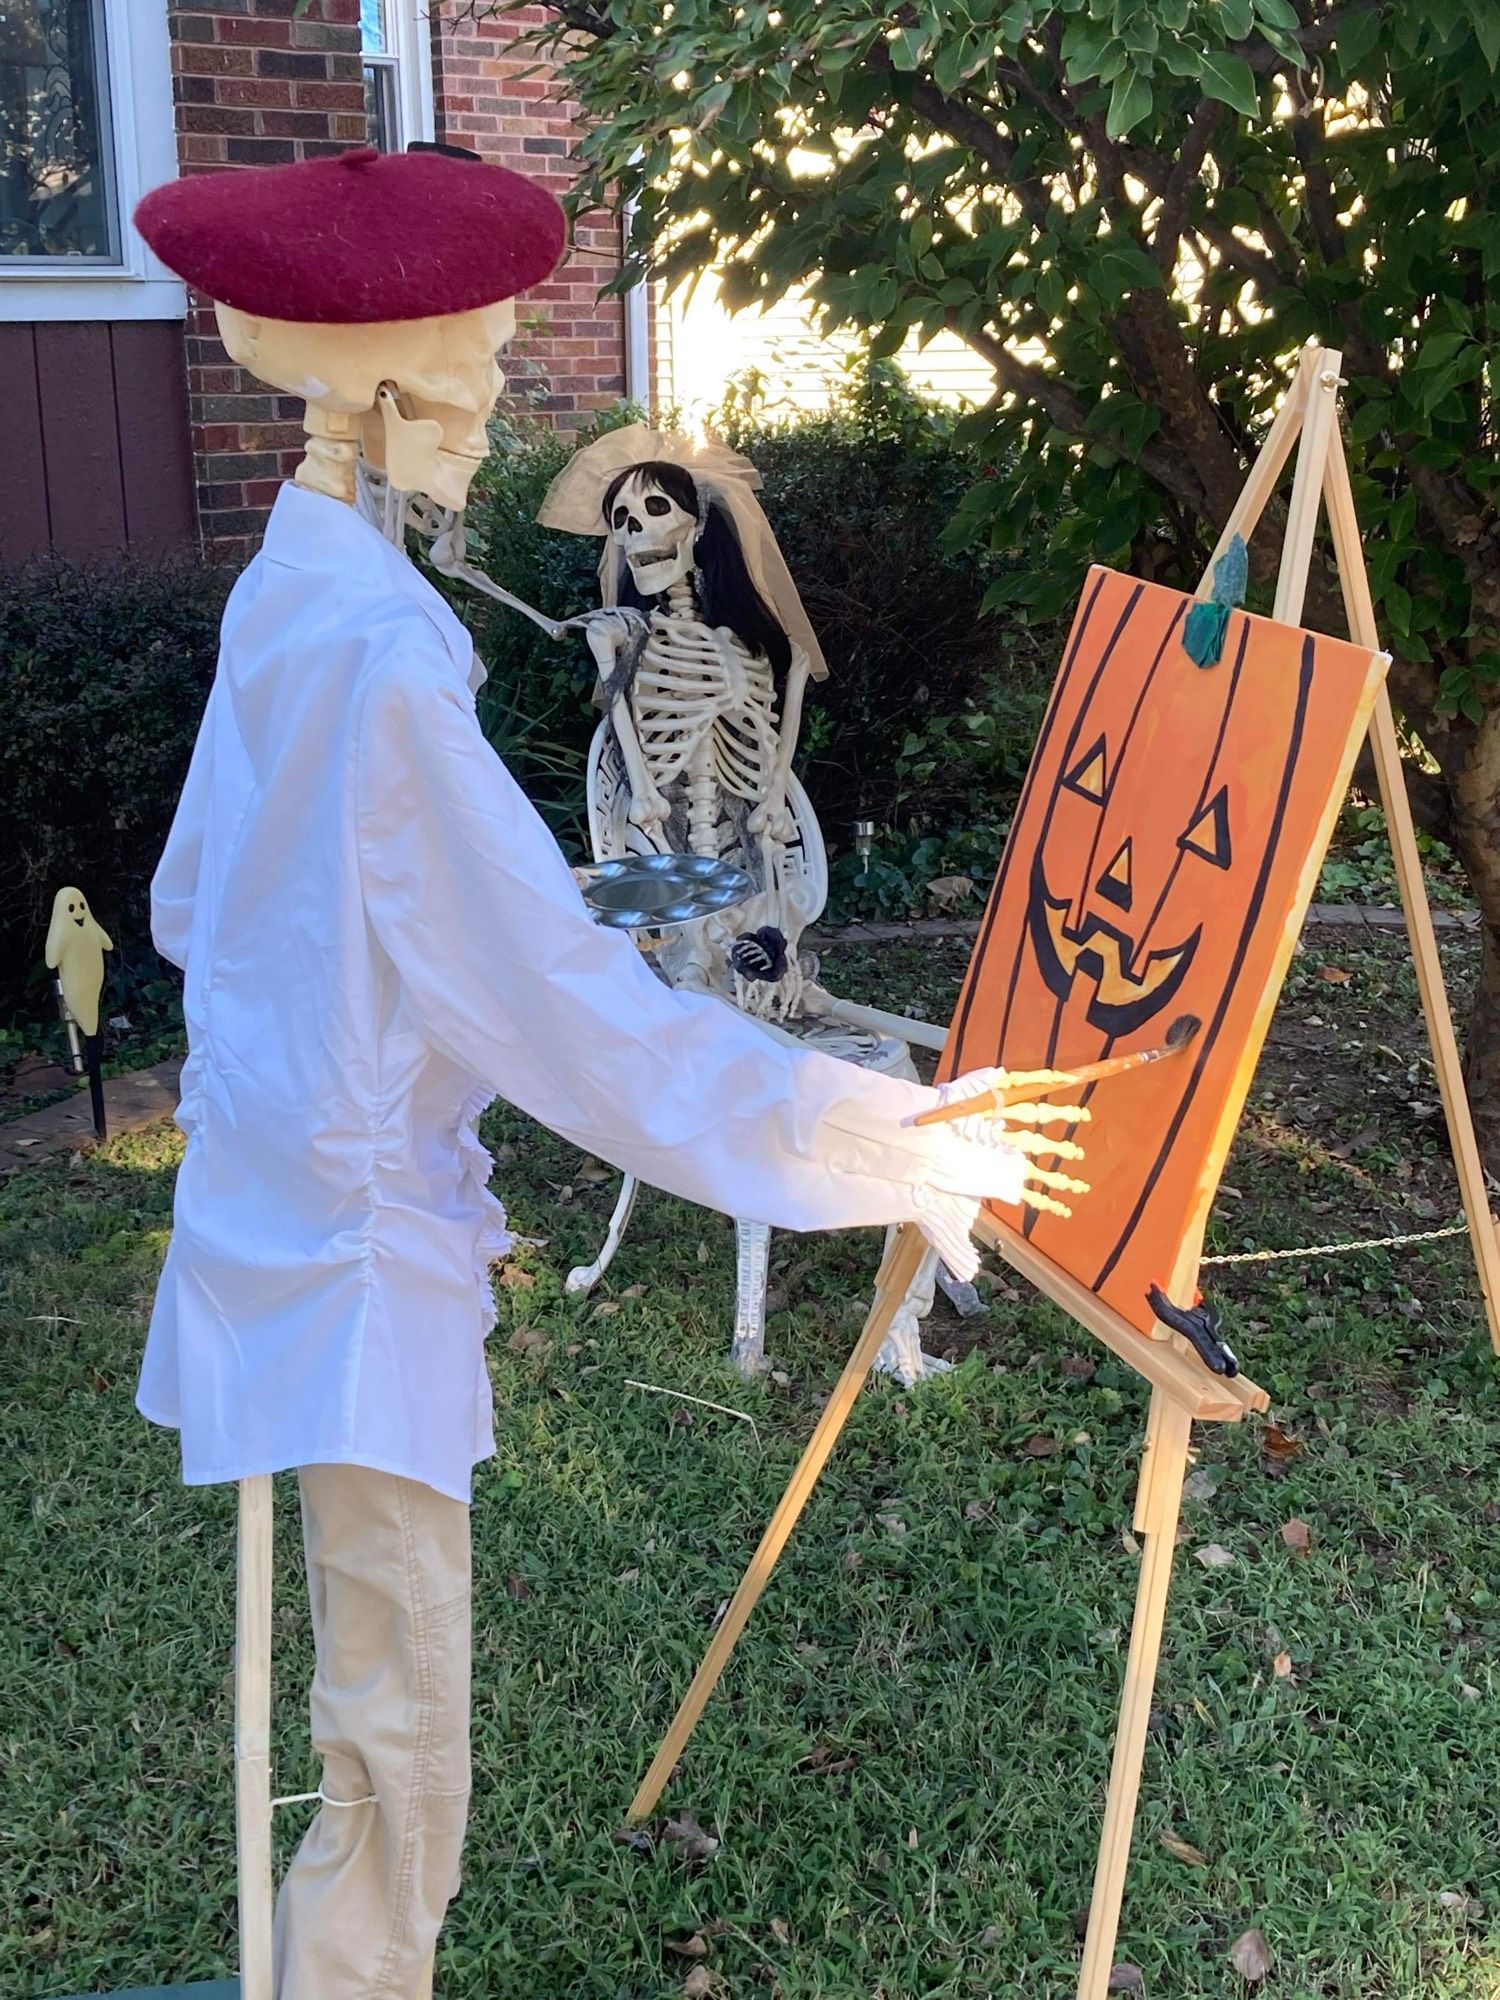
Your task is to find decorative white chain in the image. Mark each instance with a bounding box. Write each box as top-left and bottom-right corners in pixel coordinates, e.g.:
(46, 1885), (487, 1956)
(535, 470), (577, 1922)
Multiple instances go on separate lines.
(1201, 1222), (1470, 1266)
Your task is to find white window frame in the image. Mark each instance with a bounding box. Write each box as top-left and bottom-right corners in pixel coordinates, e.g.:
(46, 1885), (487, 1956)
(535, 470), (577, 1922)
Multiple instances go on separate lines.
(364, 0), (435, 154)
(0, 0), (184, 322)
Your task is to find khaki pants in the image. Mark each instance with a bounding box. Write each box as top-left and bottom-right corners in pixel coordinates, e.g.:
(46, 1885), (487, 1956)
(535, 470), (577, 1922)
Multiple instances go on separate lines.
(273, 1463), (472, 2000)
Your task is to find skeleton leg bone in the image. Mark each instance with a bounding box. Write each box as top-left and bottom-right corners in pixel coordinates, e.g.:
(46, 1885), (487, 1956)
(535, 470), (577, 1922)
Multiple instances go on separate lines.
(729, 1219), (774, 1377)
(565, 1175), (641, 1296)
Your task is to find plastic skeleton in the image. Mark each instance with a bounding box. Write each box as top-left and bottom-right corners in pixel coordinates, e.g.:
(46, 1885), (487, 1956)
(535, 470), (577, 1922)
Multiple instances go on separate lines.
(581, 464), (817, 1023)
(357, 452), (1088, 1378)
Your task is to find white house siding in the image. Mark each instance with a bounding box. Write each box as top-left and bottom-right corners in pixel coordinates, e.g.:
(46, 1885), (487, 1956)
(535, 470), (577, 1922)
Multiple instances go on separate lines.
(654, 274), (996, 421)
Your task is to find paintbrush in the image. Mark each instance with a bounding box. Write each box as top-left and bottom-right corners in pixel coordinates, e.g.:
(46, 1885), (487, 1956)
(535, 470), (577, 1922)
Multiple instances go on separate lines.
(910, 1013), (1202, 1128)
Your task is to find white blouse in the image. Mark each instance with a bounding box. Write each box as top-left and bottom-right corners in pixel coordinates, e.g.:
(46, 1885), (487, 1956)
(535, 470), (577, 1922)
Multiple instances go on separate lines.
(137, 483), (1023, 1502)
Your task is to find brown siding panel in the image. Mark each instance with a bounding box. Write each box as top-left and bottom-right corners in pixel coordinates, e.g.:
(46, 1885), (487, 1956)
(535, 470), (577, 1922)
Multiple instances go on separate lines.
(33, 322), (129, 558)
(0, 320), (195, 562)
(111, 321), (198, 553)
(0, 324), (51, 561)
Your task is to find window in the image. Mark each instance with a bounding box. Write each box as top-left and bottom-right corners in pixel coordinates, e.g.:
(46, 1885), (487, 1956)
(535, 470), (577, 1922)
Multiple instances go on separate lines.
(361, 0), (435, 154)
(0, 0), (180, 319)
(0, 0), (115, 260)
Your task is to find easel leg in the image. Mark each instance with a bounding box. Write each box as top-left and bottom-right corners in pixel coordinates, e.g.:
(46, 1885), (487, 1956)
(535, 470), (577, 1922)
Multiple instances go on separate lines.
(1076, 1392), (1194, 2000)
(628, 1222), (931, 1823)
(236, 1473), (275, 2000)
(1320, 429), (1500, 1355)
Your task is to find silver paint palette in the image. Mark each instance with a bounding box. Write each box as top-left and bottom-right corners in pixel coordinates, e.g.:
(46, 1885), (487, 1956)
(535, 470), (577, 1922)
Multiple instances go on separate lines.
(577, 852), (753, 930)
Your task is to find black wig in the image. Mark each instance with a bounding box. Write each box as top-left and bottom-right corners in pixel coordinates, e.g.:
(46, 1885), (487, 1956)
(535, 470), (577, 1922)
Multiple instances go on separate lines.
(602, 460), (792, 676)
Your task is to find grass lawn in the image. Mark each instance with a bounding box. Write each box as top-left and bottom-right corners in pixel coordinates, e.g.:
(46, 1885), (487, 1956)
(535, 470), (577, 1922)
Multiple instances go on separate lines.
(5, 930), (1500, 2000)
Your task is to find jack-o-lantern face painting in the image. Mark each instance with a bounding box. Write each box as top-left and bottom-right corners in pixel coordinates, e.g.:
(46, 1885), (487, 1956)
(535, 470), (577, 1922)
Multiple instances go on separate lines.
(940, 567), (1386, 1338)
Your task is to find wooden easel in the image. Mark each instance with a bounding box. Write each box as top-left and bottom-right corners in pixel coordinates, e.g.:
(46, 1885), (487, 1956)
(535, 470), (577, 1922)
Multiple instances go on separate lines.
(624, 345), (1500, 1999)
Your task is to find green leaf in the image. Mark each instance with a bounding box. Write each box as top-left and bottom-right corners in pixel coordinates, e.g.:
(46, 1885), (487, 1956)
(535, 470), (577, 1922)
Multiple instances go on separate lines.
(1197, 50), (1259, 117)
(1412, 329), (1470, 372)
(1219, 0), (1255, 40)
(1093, 237), (1163, 301)
(1332, 7), (1383, 69)
(1253, 0), (1302, 29)
(1106, 68), (1153, 139)
(1475, 7), (1500, 70)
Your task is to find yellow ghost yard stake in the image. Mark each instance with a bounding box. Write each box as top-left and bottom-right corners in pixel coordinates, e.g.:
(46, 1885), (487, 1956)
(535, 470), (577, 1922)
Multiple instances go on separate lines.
(45, 885), (112, 1139)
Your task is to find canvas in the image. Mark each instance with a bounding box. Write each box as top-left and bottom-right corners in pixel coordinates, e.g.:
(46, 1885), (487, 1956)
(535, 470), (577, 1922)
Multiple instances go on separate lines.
(940, 564), (1387, 1336)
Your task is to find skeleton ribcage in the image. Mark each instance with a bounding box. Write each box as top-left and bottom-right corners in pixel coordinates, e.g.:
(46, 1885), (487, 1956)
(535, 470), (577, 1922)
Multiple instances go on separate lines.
(632, 617), (780, 807)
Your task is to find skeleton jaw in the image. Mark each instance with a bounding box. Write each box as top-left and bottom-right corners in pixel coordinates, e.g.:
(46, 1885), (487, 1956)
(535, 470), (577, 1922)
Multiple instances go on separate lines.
(627, 543), (695, 595)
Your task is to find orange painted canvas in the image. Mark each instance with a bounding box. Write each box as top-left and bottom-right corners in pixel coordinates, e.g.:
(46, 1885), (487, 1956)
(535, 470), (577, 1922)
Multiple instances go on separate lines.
(940, 566), (1387, 1338)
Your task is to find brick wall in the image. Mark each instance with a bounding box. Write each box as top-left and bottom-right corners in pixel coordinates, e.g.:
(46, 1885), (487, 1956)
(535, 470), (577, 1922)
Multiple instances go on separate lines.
(168, 0), (364, 555)
(166, 0), (638, 556)
(430, 2), (632, 425)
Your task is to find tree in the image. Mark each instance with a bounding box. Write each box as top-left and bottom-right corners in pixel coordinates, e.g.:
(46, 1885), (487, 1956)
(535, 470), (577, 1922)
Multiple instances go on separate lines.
(520, 0), (1500, 1153)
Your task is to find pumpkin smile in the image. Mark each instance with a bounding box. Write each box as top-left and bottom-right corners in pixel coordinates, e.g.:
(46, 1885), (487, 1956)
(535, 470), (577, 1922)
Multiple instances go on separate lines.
(1028, 852), (1200, 1038)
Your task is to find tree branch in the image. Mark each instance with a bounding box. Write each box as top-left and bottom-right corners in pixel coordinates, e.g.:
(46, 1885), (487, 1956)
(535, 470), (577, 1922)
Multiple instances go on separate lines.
(901, 73), (1054, 232)
(956, 318), (1214, 516)
(1152, 99), (1223, 280)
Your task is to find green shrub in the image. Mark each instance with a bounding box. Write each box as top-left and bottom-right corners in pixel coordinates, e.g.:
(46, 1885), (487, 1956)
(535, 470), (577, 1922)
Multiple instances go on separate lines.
(0, 556), (229, 1032)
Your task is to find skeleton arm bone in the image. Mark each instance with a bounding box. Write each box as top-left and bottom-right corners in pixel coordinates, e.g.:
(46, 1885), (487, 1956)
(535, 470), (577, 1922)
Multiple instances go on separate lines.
(748, 641), (810, 839)
(424, 515), (578, 641)
(584, 617), (671, 834)
(355, 664), (1033, 1282)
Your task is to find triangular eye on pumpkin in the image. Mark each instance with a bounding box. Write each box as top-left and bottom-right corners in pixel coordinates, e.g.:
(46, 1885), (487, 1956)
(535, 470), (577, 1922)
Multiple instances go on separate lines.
(1179, 786), (1232, 870)
(1096, 840), (1133, 912)
(1062, 736), (1109, 803)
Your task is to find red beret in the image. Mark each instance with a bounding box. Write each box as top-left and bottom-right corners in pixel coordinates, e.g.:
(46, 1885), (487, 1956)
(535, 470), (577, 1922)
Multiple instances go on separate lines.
(135, 147), (565, 323)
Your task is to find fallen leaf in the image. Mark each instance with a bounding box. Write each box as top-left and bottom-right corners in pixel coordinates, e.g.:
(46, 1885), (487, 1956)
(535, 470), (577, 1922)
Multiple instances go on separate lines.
(1280, 1517), (1312, 1555)
(1273, 1650), (1294, 1680)
(612, 1825), (655, 1857)
(926, 874), (976, 910)
(1159, 1828), (1209, 1867)
(794, 1739), (859, 1776)
(1229, 1926), (1271, 1982)
(592, 1300), (620, 1319)
(841, 1548), (863, 1572)
(771, 1368), (792, 1388)
(576, 1156), (613, 1184)
(1121, 1527), (1141, 1556)
(1183, 1466), (1222, 1501)
(906, 1826), (920, 1849)
(666, 1933), (710, 1959)
(1061, 1354), (1097, 1380)
(1020, 1433), (1061, 1458)
(964, 1498), (995, 1521)
(696, 1241), (710, 1263)
(1108, 1965), (1145, 1993)
(1194, 1543), (1234, 1569)
(662, 1810), (720, 1864)
(505, 1572), (530, 1602)
(507, 1326), (547, 1352)
(875, 1511), (908, 1538)
(682, 1968), (720, 1998)
(769, 1918), (791, 1945)
(616, 1566), (640, 1583)
(499, 1264), (536, 1291)
(1438, 1889), (1483, 1918)
(1317, 964), (1352, 984)
(622, 1282), (647, 1298)
(1260, 1423), (1301, 1475)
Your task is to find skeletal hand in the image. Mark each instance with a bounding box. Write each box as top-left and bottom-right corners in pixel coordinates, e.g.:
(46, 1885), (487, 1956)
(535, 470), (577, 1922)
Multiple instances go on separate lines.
(932, 1066), (1090, 1220)
(582, 606), (648, 671)
(748, 788), (794, 841)
(628, 787), (672, 833)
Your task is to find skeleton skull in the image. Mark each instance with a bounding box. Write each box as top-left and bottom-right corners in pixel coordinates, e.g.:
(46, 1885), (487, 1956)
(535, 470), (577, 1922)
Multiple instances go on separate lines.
(607, 468), (698, 597)
(215, 299), (515, 511)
